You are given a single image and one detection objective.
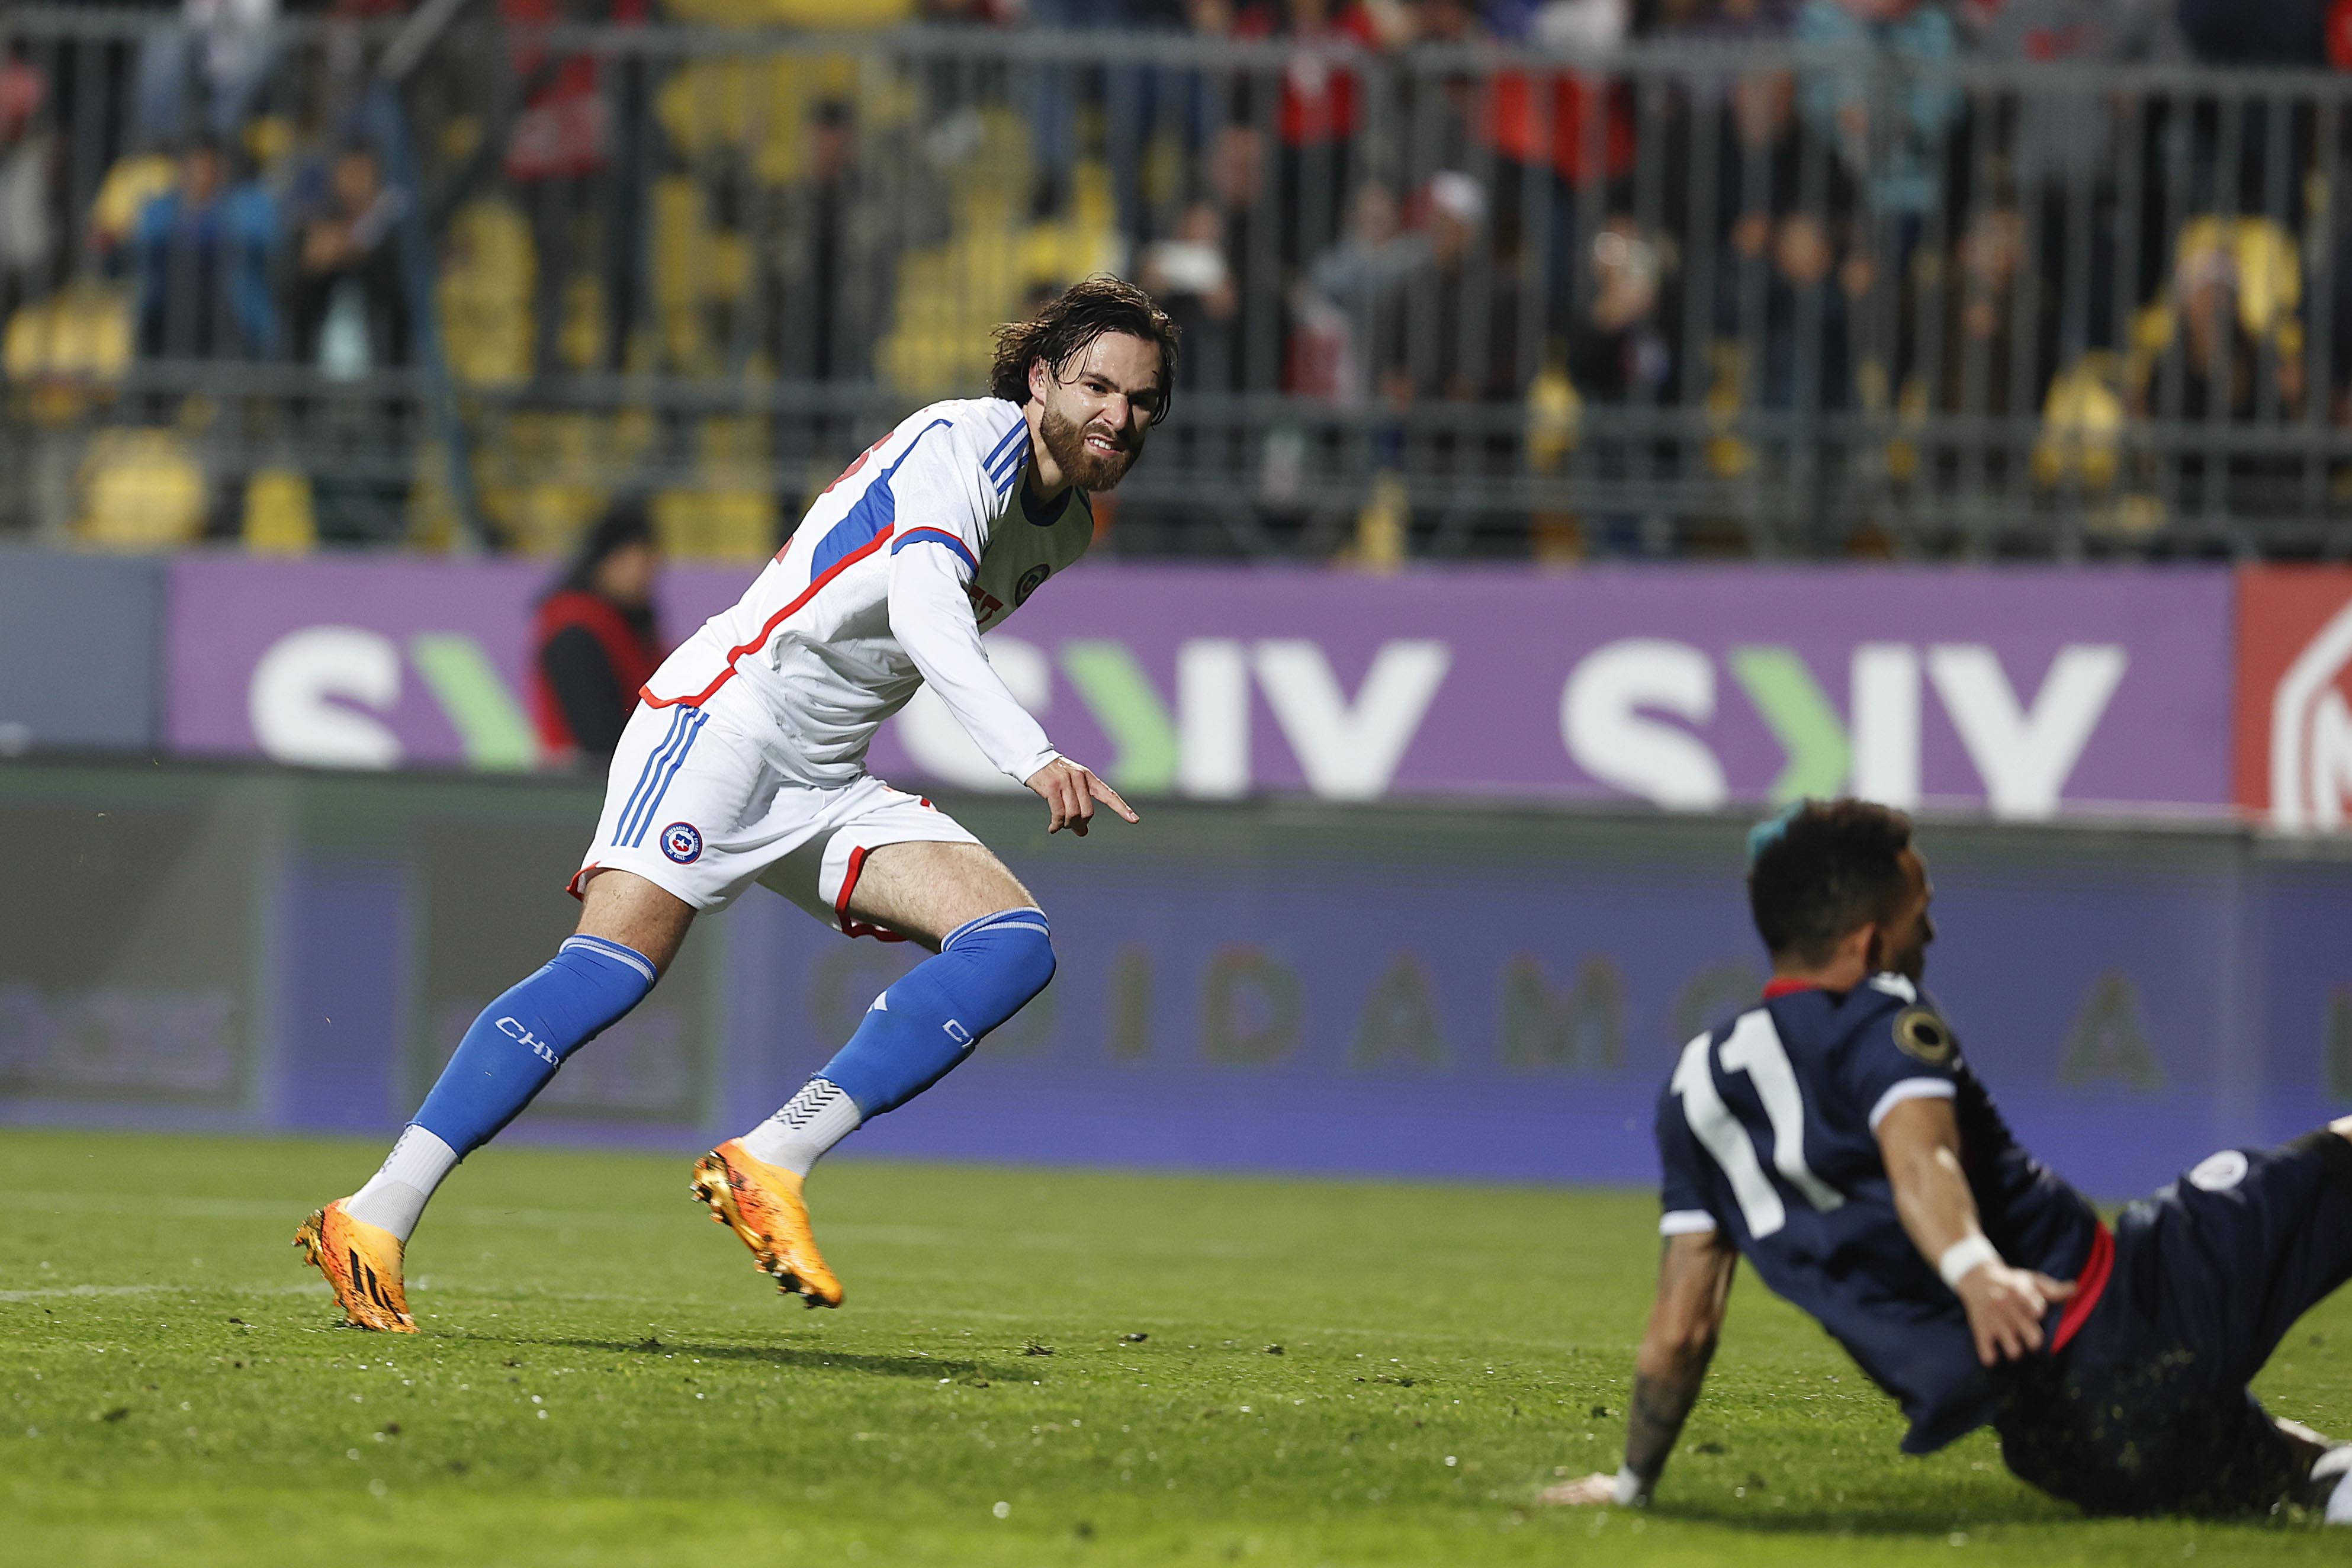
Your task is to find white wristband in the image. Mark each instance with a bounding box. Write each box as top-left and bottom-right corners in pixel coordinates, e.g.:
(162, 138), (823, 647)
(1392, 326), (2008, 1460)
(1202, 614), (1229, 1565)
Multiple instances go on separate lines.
(1937, 1234), (2000, 1290)
(1611, 1466), (1649, 1506)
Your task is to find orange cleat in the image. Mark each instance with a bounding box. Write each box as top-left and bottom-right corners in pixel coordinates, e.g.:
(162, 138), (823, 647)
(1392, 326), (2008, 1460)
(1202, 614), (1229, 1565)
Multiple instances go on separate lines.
(293, 1200), (417, 1333)
(689, 1140), (844, 1308)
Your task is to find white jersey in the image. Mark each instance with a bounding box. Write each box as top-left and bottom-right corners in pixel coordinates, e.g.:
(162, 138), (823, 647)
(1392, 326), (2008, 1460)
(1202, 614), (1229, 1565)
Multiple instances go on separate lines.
(642, 397), (1093, 789)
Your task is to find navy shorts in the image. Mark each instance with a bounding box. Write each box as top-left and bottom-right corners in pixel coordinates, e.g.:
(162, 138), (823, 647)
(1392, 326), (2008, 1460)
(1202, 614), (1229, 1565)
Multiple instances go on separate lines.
(1996, 1129), (2352, 1516)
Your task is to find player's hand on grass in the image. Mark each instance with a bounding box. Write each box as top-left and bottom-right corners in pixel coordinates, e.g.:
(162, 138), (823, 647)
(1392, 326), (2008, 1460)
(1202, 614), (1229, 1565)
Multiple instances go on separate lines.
(1954, 1258), (2074, 1365)
(1537, 1471), (1628, 1507)
(1025, 757), (1138, 837)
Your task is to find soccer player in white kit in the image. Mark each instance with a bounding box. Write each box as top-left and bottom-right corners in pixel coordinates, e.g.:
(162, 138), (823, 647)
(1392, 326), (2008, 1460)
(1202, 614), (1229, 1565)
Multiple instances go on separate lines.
(297, 279), (1177, 1329)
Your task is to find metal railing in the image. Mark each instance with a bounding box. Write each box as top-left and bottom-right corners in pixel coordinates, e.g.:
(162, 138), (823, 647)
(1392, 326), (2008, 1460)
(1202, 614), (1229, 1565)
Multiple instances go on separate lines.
(9, 8), (2352, 559)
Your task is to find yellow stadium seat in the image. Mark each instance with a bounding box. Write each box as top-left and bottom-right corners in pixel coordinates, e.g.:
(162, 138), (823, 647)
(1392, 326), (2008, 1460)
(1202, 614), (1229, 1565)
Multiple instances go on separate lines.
(659, 0), (914, 29)
(2033, 352), (2126, 493)
(76, 429), (208, 550)
(653, 486), (778, 562)
(438, 199), (536, 387)
(475, 410), (614, 555)
(242, 467), (317, 554)
(1524, 363), (1580, 472)
(1701, 340), (1753, 480)
(4, 281), (133, 385)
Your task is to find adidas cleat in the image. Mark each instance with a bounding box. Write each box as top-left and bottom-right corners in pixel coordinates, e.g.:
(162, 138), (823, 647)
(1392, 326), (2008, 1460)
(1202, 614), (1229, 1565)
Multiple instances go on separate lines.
(689, 1140), (844, 1308)
(293, 1200), (417, 1332)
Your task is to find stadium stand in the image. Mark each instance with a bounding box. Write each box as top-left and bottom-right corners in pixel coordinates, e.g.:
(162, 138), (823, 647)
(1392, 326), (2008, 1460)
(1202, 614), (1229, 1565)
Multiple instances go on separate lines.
(9, 2), (2352, 559)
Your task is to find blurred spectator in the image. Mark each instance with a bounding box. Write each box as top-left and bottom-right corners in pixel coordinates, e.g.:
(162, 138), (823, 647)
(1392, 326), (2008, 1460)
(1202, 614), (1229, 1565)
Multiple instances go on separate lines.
(1397, 0), (1492, 180)
(134, 0), (282, 150)
(2173, 0), (2325, 66)
(131, 139), (279, 359)
(1567, 215), (1673, 406)
(1929, 204), (2042, 422)
(1383, 171), (1530, 405)
(533, 502), (666, 768)
(1566, 213), (1677, 555)
(1235, 0), (1395, 268)
(291, 142), (410, 378)
(1646, 0), (1799, 40)
(1749, 210), (1854, 414)
(762, 101), (940, 385)
(2138, 233), (2306, 515)
(1175, 121), (1275, 391)
(1477, 0), (1636, 323)
(0, 44), (56, 328)
(1967, 0), (2180, 355)
(1968, 0), (2177, 187)
(1795, 0), (1960, 226)
(1526, 0), (1631, 48)
(1023, 0), (1201, 242)
(1711, 67), (1853, 259)
(1142, 201), (1242, 391)
(503, 0), (650, 375)
(1297, 180), (1422, 403)
(287, 138), (415, 548)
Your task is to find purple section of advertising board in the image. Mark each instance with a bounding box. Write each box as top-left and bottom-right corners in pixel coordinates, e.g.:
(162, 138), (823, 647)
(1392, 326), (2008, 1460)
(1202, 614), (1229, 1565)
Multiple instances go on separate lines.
(167, 554), (550, 761)
(865, 564), (2236, 814)
(163, 555), (2231, 816)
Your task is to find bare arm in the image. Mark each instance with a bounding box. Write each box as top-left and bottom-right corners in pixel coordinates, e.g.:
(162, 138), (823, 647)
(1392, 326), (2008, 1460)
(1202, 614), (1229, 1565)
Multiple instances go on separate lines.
(1876, 1096), (2073, 1367)
(1544, 1227), (1737, 1506)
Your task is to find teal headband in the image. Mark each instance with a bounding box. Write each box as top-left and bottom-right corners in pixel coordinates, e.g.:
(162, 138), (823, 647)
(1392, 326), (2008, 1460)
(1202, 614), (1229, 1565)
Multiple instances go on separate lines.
(1745, 803), (1805, 866)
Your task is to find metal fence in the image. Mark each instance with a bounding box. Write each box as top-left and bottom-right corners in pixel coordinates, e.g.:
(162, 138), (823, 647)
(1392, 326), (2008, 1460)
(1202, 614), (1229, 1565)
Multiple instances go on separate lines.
(12, 8), (2352, 559)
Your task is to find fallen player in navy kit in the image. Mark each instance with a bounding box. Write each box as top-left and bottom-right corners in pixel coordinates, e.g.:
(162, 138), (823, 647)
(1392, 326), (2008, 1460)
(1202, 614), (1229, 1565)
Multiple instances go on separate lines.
(1548, 799), (2352, 1522)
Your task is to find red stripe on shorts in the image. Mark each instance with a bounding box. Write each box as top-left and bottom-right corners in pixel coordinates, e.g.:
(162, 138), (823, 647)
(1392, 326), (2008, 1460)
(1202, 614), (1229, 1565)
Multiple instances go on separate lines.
(2050, 1219), (2114, 1354)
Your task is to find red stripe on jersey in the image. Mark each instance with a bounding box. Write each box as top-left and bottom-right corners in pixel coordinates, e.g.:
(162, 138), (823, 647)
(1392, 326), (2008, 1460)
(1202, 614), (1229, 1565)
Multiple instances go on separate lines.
(2049, 1219), (2113, 1354)
(641, 527), (895, 710)
(1763, 978), (1820, 999)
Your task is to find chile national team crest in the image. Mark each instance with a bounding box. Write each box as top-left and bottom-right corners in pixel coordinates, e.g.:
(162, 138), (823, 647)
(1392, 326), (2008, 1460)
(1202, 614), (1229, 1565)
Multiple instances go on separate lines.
(659, 822), (703, 865)
(1014, 563), (1052, 607)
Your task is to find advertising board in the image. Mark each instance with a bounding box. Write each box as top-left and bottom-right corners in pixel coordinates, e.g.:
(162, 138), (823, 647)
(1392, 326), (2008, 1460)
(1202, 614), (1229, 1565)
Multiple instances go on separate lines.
(166, 557), (2234, 821)
(2235, 567), (2352, 830)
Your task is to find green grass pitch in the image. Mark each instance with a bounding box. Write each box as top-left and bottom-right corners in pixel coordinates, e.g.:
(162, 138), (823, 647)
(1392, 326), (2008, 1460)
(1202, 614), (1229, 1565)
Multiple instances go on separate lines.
(2, 1129), (2347, 1565)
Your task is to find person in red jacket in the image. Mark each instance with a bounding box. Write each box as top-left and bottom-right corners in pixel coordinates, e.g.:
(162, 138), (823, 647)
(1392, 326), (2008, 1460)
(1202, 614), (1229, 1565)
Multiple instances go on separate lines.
(532, 501), (665, 767)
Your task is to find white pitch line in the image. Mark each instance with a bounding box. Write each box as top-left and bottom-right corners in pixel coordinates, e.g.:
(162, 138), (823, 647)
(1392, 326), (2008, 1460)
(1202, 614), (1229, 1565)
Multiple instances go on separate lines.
(0, 1281), (330, 1302)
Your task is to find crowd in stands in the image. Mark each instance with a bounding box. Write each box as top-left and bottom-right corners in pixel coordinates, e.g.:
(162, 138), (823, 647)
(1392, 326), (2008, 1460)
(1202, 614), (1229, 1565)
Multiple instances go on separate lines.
(8, 0), (2352, 554)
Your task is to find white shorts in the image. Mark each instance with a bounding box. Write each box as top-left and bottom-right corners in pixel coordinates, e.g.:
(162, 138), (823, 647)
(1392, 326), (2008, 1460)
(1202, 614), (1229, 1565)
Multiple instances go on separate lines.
(569, 698), (979, 936)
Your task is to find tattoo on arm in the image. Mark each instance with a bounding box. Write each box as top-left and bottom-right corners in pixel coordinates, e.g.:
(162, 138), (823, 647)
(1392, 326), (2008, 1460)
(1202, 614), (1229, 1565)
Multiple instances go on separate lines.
(1624, 1361), (1710, 1482)
(1621, 1233), (1734, 1487)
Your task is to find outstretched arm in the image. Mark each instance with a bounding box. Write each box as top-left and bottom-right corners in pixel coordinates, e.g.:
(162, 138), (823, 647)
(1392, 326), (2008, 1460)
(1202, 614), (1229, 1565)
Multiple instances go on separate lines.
(1877, 1096), (2073, 1366)
(886, 539), (1138, 836)
(1545, 1226), (1737, 1506)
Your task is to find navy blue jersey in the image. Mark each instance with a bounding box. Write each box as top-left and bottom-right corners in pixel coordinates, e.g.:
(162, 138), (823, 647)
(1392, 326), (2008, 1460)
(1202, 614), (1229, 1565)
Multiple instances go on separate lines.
(1655, 975), (2101, 1453)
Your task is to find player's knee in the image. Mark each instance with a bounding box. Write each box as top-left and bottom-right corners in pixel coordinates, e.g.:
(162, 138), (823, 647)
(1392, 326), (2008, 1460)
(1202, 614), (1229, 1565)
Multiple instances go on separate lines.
(992, 913), (1058, 1008)
(946, 905), (1056, 1020)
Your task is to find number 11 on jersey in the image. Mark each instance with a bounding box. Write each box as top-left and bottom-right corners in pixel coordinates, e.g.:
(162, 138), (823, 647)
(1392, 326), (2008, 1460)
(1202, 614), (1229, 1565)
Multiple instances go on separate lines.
(1672, 1012), (1845, 1239)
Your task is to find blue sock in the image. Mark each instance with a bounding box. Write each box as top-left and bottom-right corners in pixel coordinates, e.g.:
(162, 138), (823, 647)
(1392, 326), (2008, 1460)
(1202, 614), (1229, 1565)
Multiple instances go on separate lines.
(791, 907), (1055, 1132)
(413, 934), (657, 1157)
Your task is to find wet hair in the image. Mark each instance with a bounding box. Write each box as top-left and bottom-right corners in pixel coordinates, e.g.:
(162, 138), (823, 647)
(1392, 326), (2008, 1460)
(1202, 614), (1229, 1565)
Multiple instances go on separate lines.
(989, 274), (1181, 423)
(554, 497), (656, 599)
(1746, 799), (1915, 966)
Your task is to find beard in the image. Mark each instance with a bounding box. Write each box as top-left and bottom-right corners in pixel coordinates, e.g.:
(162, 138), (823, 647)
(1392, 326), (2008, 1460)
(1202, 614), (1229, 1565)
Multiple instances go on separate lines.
(1038, 400), (1145, 491)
